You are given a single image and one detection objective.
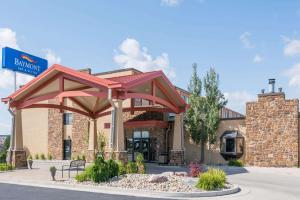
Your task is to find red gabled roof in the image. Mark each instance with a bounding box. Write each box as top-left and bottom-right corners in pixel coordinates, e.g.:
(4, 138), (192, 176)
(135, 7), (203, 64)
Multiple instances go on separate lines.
(2, 64), (122, 103)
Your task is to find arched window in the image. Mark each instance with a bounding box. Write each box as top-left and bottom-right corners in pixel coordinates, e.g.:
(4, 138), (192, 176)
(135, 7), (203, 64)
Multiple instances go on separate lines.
(220, 131), (244, 160)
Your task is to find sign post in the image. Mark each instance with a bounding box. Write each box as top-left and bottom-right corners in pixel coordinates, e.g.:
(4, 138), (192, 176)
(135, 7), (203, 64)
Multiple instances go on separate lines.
(1, 47), (48, 167)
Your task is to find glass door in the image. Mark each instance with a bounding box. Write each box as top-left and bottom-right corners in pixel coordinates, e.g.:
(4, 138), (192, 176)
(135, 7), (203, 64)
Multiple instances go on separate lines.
(131, 131), (150, 161)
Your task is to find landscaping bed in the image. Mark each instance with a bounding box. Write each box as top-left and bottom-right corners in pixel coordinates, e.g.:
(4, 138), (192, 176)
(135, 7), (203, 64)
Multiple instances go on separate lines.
(64, 173), (234, 193)
(52, 155), (237, 195)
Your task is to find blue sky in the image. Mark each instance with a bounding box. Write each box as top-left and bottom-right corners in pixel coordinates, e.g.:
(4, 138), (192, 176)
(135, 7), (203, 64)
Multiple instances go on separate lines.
(0, 0), (300, 134)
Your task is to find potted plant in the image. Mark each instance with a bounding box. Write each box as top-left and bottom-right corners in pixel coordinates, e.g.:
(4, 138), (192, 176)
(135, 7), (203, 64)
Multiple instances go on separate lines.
(27, 155), (33, 169)
(49, 166), (57, 181)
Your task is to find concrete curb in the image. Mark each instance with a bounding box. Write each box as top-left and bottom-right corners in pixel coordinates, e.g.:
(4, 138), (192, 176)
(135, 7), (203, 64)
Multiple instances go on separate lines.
(0, 179), (240, 199)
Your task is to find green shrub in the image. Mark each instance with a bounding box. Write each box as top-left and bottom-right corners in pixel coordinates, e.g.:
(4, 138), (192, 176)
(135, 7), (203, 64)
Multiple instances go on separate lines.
(107, 159), (119, 178)
(228, 160), (244, 167)
(136, 152), (144, 163)
(116, 160), (126, 176)
(82, 155), (86, 161)
(27, 155), (33, 160)
(34, 154), (39, 160)
(75, 164), (94, 182)
(95, 156), (105, 165)
(196, 168), (226, 191)
(90, 162), (110, 183)
(40, 153), (46, 160)
(136, 153), (146, 174)
(126, 161), (138, 174)
(47, 154), (52, 160)
(75, 172), (89, 182)
(76, 155), (80, 160)
(0, 163), (15, 171)
(0, 153), (6, 163)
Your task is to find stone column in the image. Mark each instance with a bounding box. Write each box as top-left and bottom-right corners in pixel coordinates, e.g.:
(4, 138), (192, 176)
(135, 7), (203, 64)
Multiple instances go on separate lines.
(170, 113), (184, 165)
(87, 119), (97, 162)
(112, 99), (127, 162)
(12, 109), (27, 168)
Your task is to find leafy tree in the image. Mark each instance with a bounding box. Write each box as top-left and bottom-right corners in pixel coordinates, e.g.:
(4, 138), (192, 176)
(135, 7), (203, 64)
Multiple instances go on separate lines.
(203, 68), (227, 163)
(184, 64), (206, 161)
(0, 136), (10, 163)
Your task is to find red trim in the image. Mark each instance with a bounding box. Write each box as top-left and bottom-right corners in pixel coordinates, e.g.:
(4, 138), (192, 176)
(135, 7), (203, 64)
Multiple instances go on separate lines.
(96, 106), (172, 118)
(124, 120), (168, 129)
(26, 103), (93, 118)
(125, 93), (179, 113)
(14, 91), (60, 109)
(57, 91), (107, 99)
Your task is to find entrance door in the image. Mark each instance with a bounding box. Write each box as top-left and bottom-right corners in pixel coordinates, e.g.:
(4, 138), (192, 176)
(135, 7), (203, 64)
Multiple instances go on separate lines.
(132, 131), (150, 161)
(63, 139), (72, 160)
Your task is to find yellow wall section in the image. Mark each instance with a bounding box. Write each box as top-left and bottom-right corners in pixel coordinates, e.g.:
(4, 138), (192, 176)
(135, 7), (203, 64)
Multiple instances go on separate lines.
(22, 108), (49, 156)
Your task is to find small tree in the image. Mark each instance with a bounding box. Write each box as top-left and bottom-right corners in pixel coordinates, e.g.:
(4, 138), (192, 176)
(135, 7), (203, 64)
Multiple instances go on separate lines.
(184, 64), (206, 161)
(97, 131), (106, 154)
(203, 68), (227, 164)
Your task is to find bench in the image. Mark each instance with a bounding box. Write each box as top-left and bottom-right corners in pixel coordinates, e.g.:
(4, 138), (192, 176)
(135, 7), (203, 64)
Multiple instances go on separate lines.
(60, 160), (86, 178)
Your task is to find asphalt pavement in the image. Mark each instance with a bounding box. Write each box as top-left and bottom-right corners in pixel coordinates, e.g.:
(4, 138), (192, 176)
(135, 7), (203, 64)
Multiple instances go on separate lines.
(0, 183), (169, 200)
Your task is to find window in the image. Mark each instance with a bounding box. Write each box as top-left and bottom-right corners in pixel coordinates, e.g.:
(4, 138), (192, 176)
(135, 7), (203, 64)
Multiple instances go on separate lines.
(63, 113), (73, 125)
(220, 131), (244, 160)
(134, 98), (150, 106)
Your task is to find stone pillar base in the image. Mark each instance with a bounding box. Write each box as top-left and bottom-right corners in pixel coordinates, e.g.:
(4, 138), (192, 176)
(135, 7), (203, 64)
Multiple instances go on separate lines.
(11, 150), (27, 168)
(113, 151), (128, 163)
(169, 150), (184, 166)
(87, 150), (96, 162)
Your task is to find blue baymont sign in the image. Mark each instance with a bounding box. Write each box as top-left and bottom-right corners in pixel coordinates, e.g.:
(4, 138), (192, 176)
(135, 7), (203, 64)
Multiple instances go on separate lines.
(2, 47), (48, 76)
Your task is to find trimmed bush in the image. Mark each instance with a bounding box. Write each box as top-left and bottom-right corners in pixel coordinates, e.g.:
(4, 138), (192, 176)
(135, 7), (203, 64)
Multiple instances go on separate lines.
(40, 153), (46, 160)
(27, 155), (33, 160)
(82, 155), (86, 161)
(188, 162), (203, 177)
(228, 160), (244, 167)
(0, 163), (15, 171)
(107, 159), (119, 178)
(47, 154), (52, 160)
(34, 154), (39, 160)
(196, 168), (226, 191)
(126, 161), (138, 174)
(116, 160), (126, 176)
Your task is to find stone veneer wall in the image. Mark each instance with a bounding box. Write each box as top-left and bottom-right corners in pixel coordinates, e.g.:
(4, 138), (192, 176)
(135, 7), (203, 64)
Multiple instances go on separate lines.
(71, 108), (89, 158)
(48, 100), (63, 160)
(246, 93), (299, 167)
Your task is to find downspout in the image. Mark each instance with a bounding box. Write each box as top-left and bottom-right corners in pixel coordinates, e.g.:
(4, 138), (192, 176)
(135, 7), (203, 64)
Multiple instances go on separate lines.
(108, 88), (116, 157)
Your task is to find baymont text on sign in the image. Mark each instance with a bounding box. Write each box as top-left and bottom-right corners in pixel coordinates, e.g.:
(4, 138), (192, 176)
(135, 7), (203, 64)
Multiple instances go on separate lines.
(2, 47), (48, 76)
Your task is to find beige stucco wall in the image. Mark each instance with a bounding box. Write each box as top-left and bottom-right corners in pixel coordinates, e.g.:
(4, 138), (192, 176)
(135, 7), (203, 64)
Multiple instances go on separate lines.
(184, 118), (246, 165)
(22, 108), (49, 156)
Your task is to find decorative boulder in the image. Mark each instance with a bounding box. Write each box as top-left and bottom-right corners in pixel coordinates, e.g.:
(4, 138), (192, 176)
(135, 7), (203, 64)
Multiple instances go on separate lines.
(175, 172), (188, 177)
(148, 175), (168, 183)
(161, 171), (174, 176)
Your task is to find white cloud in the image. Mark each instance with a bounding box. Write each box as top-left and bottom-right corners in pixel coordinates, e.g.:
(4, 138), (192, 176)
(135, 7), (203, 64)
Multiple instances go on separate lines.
(45, 49), (61, 66)
(161, 0), (182, 7)
(0, 28), (62, 89)
(285, 62), (300, 87)
(282, 36), (300, 57)
(253, 54), (263, 63)
(0, 28), (34, 89)
(114, 38), (176, 78)
(224, 91), (255, 114)
(240, 32), (255, 48)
